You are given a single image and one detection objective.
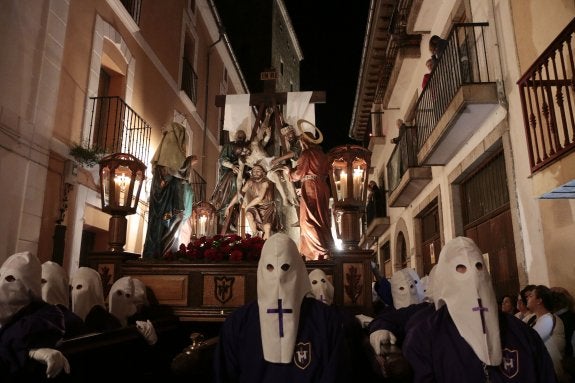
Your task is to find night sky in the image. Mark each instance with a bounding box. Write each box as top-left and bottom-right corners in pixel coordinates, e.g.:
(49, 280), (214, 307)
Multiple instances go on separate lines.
(283, 0), (370, 151)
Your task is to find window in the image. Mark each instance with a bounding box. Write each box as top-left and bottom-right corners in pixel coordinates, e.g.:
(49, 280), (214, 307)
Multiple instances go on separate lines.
(381, 241), (392, 278)
(182, 32), (198, 103)
(397, 232), (408, 269)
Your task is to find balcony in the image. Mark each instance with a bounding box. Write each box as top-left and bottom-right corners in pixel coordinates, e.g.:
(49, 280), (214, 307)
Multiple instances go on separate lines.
(415, 23), (499, 166)
(517, 19), (575, 198)
(120, 0), (142, 24)
(387, 124), (431, 207)
(182, 58), (199, 104)
(349, 0), (421, 141)
(89, 96), (151, 165)
(359, 217), (391, 248)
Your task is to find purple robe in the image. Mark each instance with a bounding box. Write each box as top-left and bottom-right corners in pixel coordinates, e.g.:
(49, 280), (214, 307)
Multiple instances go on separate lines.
(0, 300), (65, 380)
(403, 305), (558, 382)
(214, 297), (351, 382)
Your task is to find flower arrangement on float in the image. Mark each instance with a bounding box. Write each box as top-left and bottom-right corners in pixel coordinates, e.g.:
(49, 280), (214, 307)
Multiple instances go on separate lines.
(164, 234), (266, 263)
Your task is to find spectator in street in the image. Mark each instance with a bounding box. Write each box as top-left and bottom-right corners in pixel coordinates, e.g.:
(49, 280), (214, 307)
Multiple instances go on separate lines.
(500, 294), (518, 315)
(516, 284), (537, 324)
(527, 284), (567, 381)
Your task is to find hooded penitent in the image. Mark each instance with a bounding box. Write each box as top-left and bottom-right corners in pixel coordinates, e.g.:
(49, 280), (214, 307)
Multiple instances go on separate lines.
(406, 268), (425, 302)
(132, 278), (149, 311)
(308, 268), (334, 305)
(41, 261), (70, 307)
(420, 265), (437, 303)
(0, 251), (42, 325)
(108, 276), (138, 327)
(257, 233), (312, 364)
(70, 267), (106, 321)
(390, 268), (421, 309)
(434, 236), (502, 365)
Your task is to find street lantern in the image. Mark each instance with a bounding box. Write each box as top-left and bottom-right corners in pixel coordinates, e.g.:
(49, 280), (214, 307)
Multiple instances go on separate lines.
(191, 201), (217, 238)
(327, 145), (371, 250)
(99, 153), (146, 252)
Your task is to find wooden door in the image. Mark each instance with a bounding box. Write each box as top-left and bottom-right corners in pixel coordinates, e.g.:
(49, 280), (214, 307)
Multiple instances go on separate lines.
(465, 209), (518, 298)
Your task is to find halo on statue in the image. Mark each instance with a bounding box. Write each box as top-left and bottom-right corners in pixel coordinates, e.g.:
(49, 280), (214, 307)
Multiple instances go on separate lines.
(297, 119), (324, 144)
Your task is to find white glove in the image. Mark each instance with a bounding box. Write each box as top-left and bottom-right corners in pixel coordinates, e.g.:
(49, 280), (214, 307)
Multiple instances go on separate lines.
(136, 320), (158, 345)
(369, 329), (397, 355)
(28, 348), (71, 378)
(355, 314), (374, 328)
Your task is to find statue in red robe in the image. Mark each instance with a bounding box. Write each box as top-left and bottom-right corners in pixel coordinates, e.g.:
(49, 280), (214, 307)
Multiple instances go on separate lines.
(286, 132), (334, 260)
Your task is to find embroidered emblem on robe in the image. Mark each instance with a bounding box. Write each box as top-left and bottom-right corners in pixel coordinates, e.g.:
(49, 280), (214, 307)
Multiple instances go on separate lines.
(500, 348), (519, 378)
(294, 342), (311, 369)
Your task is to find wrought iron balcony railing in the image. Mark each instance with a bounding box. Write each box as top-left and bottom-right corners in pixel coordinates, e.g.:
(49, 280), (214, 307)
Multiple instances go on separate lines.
(386, 124), (418, 193)
(182, 58), (199, 104)
(415, 22), (493, 151)
(89, 96), (151, 165)
(517, 18), (575, 173)
(120, 0), (142, 24)
(189, 169), (207, 204)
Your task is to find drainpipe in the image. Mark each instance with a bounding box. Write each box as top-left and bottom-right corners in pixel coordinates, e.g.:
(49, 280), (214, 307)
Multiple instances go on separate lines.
(201, 29), (223, 177)
(202, 0), (250, 176)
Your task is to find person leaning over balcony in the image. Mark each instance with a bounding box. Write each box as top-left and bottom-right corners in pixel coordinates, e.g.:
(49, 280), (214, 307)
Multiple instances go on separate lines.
(366, 180), (385, 226)
(143, 122), (196, 258)
(421, 57), (437, 90)
(429, 35), (448, 61)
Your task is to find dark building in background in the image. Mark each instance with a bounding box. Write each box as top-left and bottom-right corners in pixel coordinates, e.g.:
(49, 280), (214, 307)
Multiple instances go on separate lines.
(213, 0), (302, 93)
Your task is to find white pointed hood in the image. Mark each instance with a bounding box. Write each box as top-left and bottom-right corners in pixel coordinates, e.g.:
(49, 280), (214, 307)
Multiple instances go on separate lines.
(258, 233), (311, 363)
(435, 237), (502, 365)
(308, 268), (334, 305)
(41, 261), (70, 307)
(0, 251), (42, 325)
(70, 267), (106, 321)
(390, 268), (421, 309)
(108, 276), (138, 327)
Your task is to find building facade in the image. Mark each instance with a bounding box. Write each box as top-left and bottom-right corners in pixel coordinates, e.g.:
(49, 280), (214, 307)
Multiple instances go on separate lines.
(0, 0), (249, 272)
(351, 0), (575, 298)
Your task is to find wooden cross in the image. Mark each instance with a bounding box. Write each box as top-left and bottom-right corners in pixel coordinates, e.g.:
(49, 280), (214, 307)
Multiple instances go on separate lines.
(215, 68), (326, 151)
(266, 298), (293, 337)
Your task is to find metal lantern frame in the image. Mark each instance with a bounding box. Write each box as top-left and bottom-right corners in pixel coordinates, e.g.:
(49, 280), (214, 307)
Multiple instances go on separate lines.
(98, 153), (146, 252)
(191, 201), (217, 238)
(327, 145), (371, 250)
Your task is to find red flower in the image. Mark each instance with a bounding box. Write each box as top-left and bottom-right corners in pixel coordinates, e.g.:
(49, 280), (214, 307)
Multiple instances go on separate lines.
(229, 249), (244, 262)
(168, 234), (265, 263)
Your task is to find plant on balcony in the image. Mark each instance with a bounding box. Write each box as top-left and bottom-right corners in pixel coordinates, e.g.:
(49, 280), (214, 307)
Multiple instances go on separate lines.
(165, 234), (265, 263)
(69, 141), (107, 168)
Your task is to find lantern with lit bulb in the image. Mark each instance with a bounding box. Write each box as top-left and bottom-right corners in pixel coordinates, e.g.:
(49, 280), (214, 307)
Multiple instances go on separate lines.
(327, 145), (371, 250)
(99, 153), (146, 252)
(191, 201), (217, 238)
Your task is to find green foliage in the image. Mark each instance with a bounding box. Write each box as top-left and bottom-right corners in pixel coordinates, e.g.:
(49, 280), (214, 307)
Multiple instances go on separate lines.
(69, 142), (106, 167)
